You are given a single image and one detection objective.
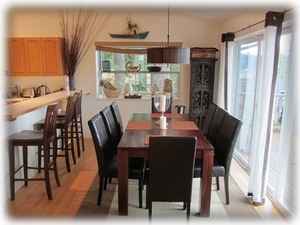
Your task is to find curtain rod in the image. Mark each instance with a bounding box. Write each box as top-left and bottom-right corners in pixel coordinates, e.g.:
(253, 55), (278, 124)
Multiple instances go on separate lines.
(234, 8), (293, 35)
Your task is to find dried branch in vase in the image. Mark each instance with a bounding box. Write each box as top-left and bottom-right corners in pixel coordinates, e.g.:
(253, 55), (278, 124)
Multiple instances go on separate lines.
(59, 8), (113, 89)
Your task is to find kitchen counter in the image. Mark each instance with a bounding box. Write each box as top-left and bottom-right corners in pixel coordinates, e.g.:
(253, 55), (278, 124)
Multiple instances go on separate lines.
(4, 90), (91, 121)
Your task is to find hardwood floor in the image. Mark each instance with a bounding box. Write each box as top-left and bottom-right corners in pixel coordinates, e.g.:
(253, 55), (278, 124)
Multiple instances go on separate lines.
(6, 138), (284, 221)
(6, 138), (98, 218)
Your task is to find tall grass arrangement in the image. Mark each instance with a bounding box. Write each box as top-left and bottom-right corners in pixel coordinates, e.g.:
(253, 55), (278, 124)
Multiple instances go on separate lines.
(59, 8), (113, 89)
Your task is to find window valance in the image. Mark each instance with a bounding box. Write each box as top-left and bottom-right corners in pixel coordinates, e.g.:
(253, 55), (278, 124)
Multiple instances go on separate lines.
(95, 41), (183, 55)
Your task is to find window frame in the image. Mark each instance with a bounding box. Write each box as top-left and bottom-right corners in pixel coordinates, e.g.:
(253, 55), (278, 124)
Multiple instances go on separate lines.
(95, 41), (183, 100)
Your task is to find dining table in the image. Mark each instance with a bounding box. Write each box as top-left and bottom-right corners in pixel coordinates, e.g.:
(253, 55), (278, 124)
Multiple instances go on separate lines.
(117, 113), (214, 217)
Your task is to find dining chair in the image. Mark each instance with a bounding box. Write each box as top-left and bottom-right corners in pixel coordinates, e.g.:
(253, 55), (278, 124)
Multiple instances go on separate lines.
(206, 106), (228, 147)
(110, 101), (124, 141)
(100, 106), (120, 155)
(194, 113), (242, 204)
(147, 136), (196, 220)
(202, 102), (219, 136)
(88, 114), (145, 207)
(8, 102), (62, 200)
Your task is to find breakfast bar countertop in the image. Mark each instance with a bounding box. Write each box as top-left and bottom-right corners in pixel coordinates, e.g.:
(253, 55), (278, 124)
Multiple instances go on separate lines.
(4, 90), (91, 121)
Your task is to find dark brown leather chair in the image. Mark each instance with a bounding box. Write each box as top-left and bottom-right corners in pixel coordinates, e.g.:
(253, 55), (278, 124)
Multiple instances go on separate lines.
(8, 102), (61, 200)
(206, 106), (228, 147)
(88, 114), (145, 207)
(202, 102), (218, 136)
(100, 106), (120, 155)
(110, 101), (124, 140)
(147, 136), (196, 220)
(194, 114), (242, 204)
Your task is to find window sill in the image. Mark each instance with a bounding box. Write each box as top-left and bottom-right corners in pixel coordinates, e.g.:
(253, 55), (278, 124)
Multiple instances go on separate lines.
(96, 94), (179, 101)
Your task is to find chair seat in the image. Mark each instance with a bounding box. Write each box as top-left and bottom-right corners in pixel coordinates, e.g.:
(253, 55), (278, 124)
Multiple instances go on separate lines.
(103, 155), (145, 179)
(103, 155), (118, 178)
(36, 118), (68, 129)
(8, 130), (45, 144)
(193, 158), (225, 177)
(212, 160), (225, 177)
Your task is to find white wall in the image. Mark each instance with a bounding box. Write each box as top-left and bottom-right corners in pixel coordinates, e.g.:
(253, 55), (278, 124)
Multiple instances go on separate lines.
(7, 6), (294, 137)
(6, 7), (223, 138)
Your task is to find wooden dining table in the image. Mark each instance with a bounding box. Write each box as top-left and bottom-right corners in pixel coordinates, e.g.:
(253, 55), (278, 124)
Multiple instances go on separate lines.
(117, 113), (214, 217)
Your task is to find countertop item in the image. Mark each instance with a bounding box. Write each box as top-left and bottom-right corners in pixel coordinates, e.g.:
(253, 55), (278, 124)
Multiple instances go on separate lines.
(36, 85), (50, 96)
(22, 88), (35, 98)
(4, 90), (91, 121)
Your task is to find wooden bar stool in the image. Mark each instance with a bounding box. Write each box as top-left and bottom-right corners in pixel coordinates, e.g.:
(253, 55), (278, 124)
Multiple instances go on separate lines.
(8, 102), (61, 200)
(58, 90), (85, 157)
(36, 94), (77, 173)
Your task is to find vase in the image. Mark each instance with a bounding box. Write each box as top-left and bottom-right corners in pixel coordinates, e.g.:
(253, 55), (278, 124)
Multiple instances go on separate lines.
(69, 75), (75, 90)
(124, 83), (133, 95)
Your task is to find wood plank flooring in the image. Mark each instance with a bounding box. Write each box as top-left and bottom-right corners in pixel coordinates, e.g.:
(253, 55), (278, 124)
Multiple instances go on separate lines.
(6, 138), (284, 221)
(6, 138), (98, 218)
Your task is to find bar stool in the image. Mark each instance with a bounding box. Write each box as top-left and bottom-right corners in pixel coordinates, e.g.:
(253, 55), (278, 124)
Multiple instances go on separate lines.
(58, 90), (85, 157)
(36, 94), (77, 173)
(8, 102), (61, 200)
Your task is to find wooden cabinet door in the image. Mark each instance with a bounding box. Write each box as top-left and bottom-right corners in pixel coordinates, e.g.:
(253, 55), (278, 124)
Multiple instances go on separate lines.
(9, 37), (65, 76)
(189, 58), (216, 129)
(42, 38), (64, 76)
(8, 38), (27, 76)
(24, 38), (43, 76)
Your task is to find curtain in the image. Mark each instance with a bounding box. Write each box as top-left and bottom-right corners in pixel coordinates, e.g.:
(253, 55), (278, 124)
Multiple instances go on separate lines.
(274, 26), (298, 215)
(247, 11), (284, 205)
(217, 33), (235, 111)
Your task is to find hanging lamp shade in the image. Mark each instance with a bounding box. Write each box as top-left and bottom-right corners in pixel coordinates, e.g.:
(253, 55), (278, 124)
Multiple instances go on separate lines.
(147, 47), (190, 64)
(147, 6), (190, 64)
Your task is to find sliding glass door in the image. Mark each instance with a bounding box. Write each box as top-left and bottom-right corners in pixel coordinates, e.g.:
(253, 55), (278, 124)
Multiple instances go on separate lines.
(232, 27), (296, 216)
(267, 28), (295, 216)
(233, 38), (262, 169)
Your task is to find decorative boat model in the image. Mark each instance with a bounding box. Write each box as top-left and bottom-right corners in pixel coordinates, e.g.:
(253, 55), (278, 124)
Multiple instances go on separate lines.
(109, 16), (149, 39)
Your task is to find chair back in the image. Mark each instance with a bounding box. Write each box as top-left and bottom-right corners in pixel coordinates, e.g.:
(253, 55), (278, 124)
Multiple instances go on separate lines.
(88, 114), (112, 175)
(100, 106), (120, 154)
(75, 90), (83, 118)
(110, 101), (124, 139)
(43, 101), (61, 143)
(214, 114), (242, 176)
(148, 136), (196, 202)
(202, 102), (218, 136)
(207, 107), (228, 146)
(64, 94), (77, 127)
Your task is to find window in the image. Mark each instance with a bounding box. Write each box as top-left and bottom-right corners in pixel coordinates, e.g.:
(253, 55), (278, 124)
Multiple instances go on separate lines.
(267, 28), (295, 216)
(95, 43), (181, 99)
(232, 27), (296, 216)
(233, 37), (263, 169)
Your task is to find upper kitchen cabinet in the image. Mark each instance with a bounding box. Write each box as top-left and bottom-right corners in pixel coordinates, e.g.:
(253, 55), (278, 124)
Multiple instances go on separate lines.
(8, 37), (66, 76)
(8, 38), (27, 76)
(24, 38), (66, 76)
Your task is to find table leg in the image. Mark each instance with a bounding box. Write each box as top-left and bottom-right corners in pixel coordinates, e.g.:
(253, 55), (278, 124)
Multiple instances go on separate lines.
(118, 149), (129, 215)
(199, 150), (214, 217)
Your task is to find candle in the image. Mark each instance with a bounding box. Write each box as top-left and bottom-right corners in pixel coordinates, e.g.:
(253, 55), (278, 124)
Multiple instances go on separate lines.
(160, 94), (166, 112)
(160, 116), (167, 129)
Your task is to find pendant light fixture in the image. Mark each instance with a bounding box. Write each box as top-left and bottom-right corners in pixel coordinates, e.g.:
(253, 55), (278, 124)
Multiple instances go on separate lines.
(147, 6), (190, 64)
